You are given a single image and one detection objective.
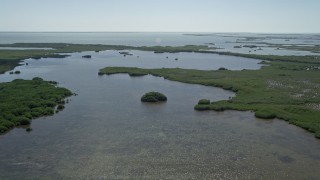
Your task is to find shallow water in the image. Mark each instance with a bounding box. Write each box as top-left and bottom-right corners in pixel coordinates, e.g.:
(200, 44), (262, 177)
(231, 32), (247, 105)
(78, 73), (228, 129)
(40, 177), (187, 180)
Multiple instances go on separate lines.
(0, 51), (320, 179)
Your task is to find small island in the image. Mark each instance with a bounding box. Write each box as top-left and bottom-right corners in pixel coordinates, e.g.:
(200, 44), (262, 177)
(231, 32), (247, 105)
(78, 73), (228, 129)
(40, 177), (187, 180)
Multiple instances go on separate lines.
(9, 70), (21, 74)
(141, 92), (167, 102)
(119, 52), (133, 56)
(82, 55), (92, 58)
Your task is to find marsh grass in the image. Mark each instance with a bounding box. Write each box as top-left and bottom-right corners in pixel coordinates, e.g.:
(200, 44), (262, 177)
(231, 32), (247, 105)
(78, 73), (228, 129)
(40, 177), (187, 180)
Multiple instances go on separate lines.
(1, 43), (320, 138)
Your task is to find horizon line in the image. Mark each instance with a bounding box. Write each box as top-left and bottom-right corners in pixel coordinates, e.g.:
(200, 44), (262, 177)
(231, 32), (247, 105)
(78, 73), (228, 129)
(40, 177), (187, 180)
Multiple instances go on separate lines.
(0, 31), (319, 35)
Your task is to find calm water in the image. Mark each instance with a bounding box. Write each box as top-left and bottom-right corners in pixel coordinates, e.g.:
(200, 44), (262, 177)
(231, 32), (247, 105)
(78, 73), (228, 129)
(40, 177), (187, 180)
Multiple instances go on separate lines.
(0, 32), (319, 55)
(0, 49), (320, 179)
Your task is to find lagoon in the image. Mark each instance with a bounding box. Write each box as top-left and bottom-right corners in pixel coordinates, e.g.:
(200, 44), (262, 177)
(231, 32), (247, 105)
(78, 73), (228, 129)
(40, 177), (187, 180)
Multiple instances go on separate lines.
(0, 49), (320, 179)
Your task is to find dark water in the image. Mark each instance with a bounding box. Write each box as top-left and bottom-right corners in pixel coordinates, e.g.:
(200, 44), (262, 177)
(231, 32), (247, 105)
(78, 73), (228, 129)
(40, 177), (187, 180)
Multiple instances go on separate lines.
(0, 50), (320, 179)
(0, 32), (319, 55)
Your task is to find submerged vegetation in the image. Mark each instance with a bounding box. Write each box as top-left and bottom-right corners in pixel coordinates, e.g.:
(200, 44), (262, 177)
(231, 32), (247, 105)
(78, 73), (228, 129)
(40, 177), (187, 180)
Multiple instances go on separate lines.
(141, 92), (167, 102)
(0, 77), (72, 133)
(99, 55), (320, 138)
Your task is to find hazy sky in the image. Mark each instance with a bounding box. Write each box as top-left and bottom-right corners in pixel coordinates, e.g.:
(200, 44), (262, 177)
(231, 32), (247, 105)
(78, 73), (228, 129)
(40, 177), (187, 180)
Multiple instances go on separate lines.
(1, 0), (319, 33)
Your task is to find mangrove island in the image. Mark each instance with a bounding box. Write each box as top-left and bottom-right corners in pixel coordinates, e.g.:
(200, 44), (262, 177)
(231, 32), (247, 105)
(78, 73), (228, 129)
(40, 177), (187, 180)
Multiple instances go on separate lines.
(141, 92), (167, 102)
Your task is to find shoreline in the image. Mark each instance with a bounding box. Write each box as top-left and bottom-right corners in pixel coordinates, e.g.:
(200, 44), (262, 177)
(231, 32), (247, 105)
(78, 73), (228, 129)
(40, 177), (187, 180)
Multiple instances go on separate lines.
(99, 64), (320, 139)
(1, 43), (320, 138)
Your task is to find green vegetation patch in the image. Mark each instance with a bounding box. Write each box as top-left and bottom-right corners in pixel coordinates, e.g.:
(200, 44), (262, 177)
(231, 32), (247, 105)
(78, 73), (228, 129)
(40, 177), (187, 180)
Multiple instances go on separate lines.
(198, 99), (211, 105)
(0, 77), (72, 133)
(1, 43), (320, 137)
(195, 99), (211, 111)
(270, 45), (320, 54)
(233, 39), (320, 53)
(99, 57), (320, 138)
(141, 92), (167, 102)
(138, 45), (215, 53)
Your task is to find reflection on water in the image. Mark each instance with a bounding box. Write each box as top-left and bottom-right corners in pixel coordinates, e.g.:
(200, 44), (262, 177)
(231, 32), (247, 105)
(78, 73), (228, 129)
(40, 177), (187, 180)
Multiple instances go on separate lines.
(0, 51), (319, 179)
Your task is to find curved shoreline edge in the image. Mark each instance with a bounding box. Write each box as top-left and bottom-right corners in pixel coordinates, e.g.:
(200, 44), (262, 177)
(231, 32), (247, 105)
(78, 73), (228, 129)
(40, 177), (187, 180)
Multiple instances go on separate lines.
(1, 43), (319, 74)
(0, 43), (319, 138)
(99, 65), (320, 139)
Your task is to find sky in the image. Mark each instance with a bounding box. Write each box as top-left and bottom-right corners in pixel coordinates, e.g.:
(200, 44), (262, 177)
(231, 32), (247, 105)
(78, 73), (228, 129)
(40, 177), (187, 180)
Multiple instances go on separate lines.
(0, 0), (319, 33)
